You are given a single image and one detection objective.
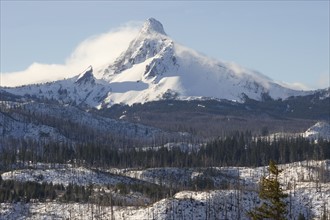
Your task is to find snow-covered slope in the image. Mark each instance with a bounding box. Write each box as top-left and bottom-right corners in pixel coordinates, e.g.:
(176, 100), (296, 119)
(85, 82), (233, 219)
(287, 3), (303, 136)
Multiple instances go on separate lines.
(2, 18), (311, 108)
(0, 100), (164, 143)
(1, 165), (144, 187)
(303, 121), (330, 140)
(265, 121), (330, 141)
(0, 106), (68, 142)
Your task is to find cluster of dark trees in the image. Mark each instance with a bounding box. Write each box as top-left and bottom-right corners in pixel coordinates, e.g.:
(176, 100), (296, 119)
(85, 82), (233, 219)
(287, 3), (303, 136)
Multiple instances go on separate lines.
(0, 175), (105, 204)
(62, 183), (92, 203)
(202, 132), (329, 167)
(0, 176), (60, 203)
(99, 96), (329, 137)
(1, 132), (328, 170)
(0, 173), (174, 206)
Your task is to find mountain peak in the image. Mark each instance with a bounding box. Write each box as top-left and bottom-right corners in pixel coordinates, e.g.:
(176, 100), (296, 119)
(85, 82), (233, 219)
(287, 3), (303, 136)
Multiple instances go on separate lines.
(102, 18), (172, 75)
(140, 18), (166, 35)
(76, 66), (95, 85)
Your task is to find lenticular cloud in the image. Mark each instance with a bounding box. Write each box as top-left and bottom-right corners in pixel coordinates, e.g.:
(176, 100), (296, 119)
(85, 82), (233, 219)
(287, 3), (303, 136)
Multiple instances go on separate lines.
(1, 24), (139, 87)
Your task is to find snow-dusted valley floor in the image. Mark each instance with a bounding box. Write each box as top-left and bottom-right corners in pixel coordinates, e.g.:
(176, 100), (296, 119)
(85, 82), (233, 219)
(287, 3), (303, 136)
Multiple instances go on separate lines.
(1, 160), (329, 219)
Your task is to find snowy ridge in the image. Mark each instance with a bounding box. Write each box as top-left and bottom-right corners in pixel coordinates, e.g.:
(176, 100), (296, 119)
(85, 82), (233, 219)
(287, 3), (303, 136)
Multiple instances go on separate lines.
(1, 67), (110, 108)
(0, 100), (165, 143)
(1, 166), (144, 187)
(2, 18), (312, 108)
(303, 121), (330, 140)
(75, 65), (95, 85)
(265, 121), (330, 141)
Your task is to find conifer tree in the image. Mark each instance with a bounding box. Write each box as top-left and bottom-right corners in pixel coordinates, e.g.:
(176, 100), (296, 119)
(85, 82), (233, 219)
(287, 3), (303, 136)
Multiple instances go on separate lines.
(248, 160), (288, 220)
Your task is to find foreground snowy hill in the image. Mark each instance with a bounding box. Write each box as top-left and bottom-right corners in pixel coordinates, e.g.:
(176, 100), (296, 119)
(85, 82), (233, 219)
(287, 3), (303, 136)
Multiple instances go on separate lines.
(2, 18), (311, 108)
(1, 160), (329, 219)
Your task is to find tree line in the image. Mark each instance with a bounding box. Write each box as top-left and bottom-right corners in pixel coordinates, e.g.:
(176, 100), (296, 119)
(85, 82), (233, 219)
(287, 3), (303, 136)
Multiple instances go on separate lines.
(1, 132), (329, 170)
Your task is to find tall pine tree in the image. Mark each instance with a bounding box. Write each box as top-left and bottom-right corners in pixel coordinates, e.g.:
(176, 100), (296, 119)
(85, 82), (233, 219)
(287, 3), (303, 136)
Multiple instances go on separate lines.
(248, 160), (288, 220)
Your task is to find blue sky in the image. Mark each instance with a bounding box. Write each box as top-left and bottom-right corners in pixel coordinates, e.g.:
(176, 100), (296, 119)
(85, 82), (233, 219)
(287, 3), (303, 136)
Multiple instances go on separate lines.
(1, 1), (329, 89)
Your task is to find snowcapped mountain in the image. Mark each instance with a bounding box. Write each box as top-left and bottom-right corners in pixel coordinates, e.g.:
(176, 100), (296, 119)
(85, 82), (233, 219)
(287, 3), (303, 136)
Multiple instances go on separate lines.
(2, 18), (312, 108)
